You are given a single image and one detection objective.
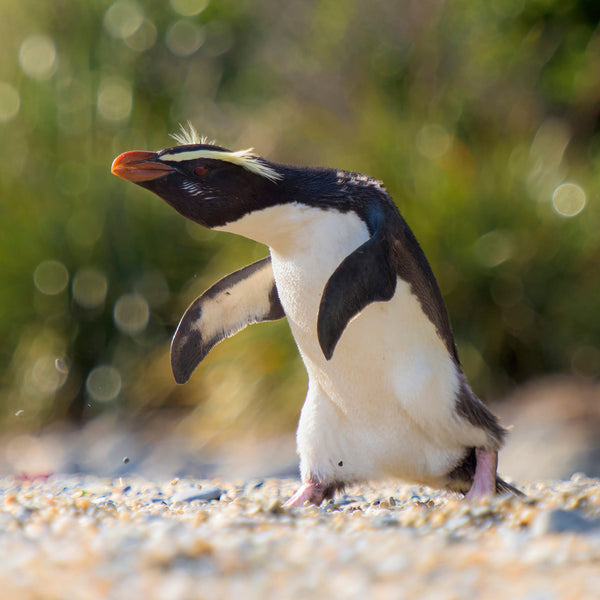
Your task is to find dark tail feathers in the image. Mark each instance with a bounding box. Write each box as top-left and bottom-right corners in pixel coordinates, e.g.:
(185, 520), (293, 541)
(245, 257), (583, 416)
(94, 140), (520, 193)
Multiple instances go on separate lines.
(496, 476), (525, 497)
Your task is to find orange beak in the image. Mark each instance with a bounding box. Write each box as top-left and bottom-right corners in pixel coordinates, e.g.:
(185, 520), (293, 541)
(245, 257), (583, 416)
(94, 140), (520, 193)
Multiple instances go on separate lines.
(111, 151), (174, 182)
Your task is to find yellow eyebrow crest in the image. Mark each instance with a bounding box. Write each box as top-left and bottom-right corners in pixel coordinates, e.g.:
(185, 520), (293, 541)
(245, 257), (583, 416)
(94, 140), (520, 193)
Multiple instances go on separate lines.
(169, 121), (212, 145)
(160, 144), (283, 182)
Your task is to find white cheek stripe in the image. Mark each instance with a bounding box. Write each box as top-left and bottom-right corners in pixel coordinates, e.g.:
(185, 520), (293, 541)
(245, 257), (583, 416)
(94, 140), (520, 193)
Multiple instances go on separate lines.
(158, 148), (283, 182)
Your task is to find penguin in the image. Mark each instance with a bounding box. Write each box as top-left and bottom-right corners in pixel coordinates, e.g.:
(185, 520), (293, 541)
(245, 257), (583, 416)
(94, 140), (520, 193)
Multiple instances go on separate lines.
(111, 125), (521, 505)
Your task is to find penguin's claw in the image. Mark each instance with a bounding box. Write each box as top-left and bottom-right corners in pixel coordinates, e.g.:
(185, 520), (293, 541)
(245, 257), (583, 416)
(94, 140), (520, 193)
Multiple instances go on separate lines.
(284, 482), (326, 507)
(465, 448), (498, 500)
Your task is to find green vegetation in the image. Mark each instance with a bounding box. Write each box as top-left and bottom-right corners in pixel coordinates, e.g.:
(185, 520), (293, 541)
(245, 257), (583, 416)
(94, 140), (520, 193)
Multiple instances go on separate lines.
(1, 0), (598, 438)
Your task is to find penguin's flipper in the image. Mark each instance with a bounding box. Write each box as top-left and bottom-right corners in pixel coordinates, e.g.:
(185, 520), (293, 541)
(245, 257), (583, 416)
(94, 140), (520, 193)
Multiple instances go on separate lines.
(171, 256), (285, 383)
(317, 206), (397, 359)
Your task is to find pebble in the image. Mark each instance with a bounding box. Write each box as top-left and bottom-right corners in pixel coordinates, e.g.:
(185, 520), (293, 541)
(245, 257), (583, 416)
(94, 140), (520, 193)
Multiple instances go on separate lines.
(372, 515), (399, 528)
(532, 508), (600, 535)
(0, 475), (599, 600)
(171, 485), (223, 503)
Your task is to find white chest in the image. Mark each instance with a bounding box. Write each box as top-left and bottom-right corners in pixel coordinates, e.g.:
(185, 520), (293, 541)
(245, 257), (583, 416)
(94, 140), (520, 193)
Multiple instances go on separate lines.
(269, 210), (370, 358)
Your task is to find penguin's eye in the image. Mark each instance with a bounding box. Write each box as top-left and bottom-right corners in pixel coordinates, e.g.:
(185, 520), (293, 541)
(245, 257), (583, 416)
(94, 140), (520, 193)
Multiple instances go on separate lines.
(194, 166), (208, 177)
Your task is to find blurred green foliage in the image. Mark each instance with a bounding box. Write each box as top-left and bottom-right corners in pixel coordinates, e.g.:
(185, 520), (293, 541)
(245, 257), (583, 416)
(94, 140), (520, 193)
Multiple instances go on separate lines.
(1, 0), (599, 438)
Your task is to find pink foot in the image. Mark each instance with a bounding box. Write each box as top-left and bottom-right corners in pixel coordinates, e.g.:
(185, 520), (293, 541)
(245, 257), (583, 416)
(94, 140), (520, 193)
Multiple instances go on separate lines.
(465, 448), (498, 500)
(283, 482), (327, 507)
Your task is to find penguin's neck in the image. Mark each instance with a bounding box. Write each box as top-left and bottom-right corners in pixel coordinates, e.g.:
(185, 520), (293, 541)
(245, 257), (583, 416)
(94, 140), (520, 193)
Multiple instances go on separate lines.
(216, 203), (370, 368)
(214, 202), (369, 261)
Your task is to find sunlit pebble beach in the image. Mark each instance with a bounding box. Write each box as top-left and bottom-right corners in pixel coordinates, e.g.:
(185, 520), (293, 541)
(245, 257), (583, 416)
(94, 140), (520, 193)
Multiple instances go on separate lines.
(0, 474), (598, 599)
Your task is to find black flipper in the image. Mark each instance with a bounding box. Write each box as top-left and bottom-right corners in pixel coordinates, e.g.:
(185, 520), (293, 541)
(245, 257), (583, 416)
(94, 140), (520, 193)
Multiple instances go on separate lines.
(317, 205), (397, 360)
(171, 256), (285, 383)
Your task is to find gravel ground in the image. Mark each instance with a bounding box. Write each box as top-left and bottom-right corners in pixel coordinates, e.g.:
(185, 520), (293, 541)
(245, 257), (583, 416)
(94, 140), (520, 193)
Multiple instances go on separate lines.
(1, 474), (599, 600)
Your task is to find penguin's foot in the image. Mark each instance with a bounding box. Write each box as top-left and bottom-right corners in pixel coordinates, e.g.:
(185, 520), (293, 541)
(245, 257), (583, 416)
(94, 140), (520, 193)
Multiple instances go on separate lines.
(283, 481), (327, 507)
(465, 448), (498, 500)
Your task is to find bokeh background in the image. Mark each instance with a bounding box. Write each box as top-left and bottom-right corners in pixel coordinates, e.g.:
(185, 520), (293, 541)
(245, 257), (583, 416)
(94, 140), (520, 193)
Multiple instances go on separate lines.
(1, 0), (599, 477)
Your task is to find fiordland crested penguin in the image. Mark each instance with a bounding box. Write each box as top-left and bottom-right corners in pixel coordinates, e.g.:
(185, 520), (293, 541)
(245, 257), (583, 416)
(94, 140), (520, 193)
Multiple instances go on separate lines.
(112, 125), (522, 505)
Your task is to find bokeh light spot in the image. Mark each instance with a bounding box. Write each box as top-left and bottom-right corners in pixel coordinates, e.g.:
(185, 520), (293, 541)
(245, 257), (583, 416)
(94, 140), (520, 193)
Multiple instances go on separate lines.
(114, 293), (150, 335)
(502, 303), (536, 337)
(56, 78), (92, 134)
(416, 124), (452, 160)
(552, 182), (586, 217)
(86, 365), (122, 402)
(135, 271), (170, 308)
(28, 355), (69, 395)
(204, 22), (234, 57)
(165, 20), (205, 57)
(97, 77), (132, 123)
(103, 1), (144, 40)
(169, 0), (209, 16)
(530, 119), (571, 168)
(33, 260), (69, 295)
(124, 18), (157, 52)
(0, 82), (20, 122)
(66, 212), (104, 250)
(19, 34), (58, 80)
(72, 268), (108, 309)
(474, 230), (515, 268)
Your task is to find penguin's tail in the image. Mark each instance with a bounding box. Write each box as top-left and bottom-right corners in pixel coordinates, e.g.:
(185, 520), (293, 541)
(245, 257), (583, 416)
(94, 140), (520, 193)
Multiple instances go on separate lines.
(496, 476), (525, 497)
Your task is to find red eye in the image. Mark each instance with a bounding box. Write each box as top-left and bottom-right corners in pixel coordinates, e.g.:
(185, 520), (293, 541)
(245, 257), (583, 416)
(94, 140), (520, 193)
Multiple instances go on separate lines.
(194, 166), (208, 177)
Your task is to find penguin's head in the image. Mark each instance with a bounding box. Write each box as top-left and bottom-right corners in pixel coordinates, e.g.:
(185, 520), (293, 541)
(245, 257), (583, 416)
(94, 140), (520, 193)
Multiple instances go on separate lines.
(111, 128), (283, 229)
